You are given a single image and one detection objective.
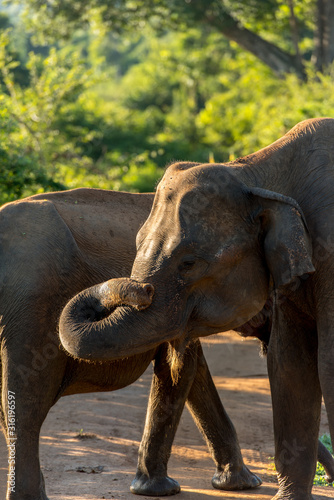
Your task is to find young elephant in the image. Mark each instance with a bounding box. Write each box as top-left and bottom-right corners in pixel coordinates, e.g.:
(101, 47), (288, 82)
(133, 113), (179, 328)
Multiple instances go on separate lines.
(60, 118), (334, 500)
(0, 188), (260, 500)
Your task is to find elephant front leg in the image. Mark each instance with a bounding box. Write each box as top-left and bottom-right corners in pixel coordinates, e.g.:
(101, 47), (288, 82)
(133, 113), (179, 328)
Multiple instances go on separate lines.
(268, 305), (322, 500)
(2, 365), (49, 499)
(317, 303), (334, 481)
(1, 341), (66, 500)
(130, 342), (198, 496)
(131, 340), (261, 496)
(186, 342), (261, 491)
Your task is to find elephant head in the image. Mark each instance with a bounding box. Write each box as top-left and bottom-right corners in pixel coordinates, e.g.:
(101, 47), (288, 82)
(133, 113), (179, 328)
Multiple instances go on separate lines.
(59, 162), (315, 364)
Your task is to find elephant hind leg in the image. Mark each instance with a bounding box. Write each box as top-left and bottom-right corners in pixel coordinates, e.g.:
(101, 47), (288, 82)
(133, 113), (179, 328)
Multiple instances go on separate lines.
(186, 342), (261, 491)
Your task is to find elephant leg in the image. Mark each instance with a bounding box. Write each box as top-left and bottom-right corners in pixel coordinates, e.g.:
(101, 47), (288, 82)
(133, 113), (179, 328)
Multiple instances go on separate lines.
(185, 342), (261, 491)
(131, 340), (261, 496)
(1, 342), (66, 500)
(130, 342), (198, 496)
(267, 303), (321, 500)
(316, 301), (334, 476)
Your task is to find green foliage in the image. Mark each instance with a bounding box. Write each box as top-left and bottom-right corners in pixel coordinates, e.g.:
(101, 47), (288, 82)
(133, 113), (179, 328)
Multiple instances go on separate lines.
(196, 56), (334, 159)
(15, 0), (319, 76)
(314, 434), (333, 487)
(15, 0), (310, 47)
(0, 118), (63, 204)
(1, 2), (334, 204)
(0, 30), (97, 203)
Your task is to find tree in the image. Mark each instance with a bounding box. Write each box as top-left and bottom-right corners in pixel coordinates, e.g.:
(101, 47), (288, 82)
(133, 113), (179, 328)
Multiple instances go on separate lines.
(0, 31), (97, 202)
(312, 0), (334, 72)
(2, 0), (334, 203)
(17, 0), (334, 79)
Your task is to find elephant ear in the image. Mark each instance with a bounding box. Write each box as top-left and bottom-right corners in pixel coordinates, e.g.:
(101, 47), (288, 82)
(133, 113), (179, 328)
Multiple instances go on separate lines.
(249, 187), (315, 287)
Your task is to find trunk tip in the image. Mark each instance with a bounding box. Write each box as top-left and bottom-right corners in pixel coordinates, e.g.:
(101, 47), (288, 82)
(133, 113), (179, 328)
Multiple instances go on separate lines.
(135, 283), (155, 310)
(144, 283), (154, 300)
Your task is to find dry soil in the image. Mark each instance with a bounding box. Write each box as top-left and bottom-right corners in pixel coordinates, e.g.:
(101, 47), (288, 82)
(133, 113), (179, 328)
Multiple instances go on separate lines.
(0, 331), (333, 500)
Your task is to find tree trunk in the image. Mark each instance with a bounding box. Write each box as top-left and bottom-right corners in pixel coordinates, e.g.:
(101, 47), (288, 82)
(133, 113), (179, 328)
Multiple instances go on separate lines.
(287, 0), (303, 74)
(203, 9), (306, 80)
(326, 0), (334, 66)
(313, 0), (334, 71)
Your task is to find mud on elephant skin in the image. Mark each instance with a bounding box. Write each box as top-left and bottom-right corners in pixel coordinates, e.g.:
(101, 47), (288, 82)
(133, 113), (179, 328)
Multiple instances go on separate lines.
(60, 118), (334, 500)
(0, 188), (260, 500)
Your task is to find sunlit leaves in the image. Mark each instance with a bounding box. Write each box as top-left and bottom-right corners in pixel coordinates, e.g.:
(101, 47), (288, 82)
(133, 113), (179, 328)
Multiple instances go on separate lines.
(0, 32), (96, 202)
(1, 1), (334, 205)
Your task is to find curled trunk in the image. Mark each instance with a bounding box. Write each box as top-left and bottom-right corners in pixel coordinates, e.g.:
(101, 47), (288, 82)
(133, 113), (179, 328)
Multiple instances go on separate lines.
(97, 278), (154, 311)
(59, 277), (163, 361)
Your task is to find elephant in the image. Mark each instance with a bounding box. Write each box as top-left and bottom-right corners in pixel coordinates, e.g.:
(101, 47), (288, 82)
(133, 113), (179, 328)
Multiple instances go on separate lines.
(0, 188), (264, 500)
(236, 300), (334, 484)
(60, 117), (334, 500)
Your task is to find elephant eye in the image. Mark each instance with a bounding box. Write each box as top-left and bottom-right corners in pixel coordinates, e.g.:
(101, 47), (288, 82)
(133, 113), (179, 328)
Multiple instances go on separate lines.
(179, 256), (209, 283)
(182, 260), (196, 270)
(179, 256), (197, 274)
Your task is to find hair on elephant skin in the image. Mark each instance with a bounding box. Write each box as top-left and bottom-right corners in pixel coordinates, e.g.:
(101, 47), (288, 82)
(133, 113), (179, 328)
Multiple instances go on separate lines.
(60, 117), (334, 500)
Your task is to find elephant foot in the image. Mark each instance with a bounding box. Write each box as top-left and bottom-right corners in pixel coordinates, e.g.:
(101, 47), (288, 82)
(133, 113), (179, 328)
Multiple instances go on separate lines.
(272, 492), (314, 500)
(212, 464), (262, 491)
(7, 491), (49, 500)
(7, 476), (49, 500)
(130, 473), (180, 496)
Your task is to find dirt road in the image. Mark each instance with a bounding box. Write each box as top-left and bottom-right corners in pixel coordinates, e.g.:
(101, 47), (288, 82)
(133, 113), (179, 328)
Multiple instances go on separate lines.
(1, 331), (333, 499)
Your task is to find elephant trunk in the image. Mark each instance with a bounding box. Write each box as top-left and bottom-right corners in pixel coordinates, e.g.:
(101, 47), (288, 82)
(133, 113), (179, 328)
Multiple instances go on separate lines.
(98, 278), (154, 311)
(59, 277), (158, 361)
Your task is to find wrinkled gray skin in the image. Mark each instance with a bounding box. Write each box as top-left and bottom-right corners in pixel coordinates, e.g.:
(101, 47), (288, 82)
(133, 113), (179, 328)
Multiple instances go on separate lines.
(60, 118), (334, 500)
(236, 299), (334, 484)
(0, 189), (262, 500)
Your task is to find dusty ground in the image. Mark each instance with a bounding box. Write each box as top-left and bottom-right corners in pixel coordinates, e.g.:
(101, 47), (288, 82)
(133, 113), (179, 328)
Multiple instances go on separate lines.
(1, 331), (333, 500)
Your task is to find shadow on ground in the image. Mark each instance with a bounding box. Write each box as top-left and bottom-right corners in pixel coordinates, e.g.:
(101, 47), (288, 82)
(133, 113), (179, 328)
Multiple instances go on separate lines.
(1, 332), (333, 499)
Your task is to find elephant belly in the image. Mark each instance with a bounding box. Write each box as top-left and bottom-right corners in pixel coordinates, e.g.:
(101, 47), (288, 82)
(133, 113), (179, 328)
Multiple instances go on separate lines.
(62, 348), (156, 396)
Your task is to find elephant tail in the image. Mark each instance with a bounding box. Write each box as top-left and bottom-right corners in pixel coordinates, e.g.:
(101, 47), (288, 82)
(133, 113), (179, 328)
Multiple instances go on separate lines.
(318, 439), (334, 483)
